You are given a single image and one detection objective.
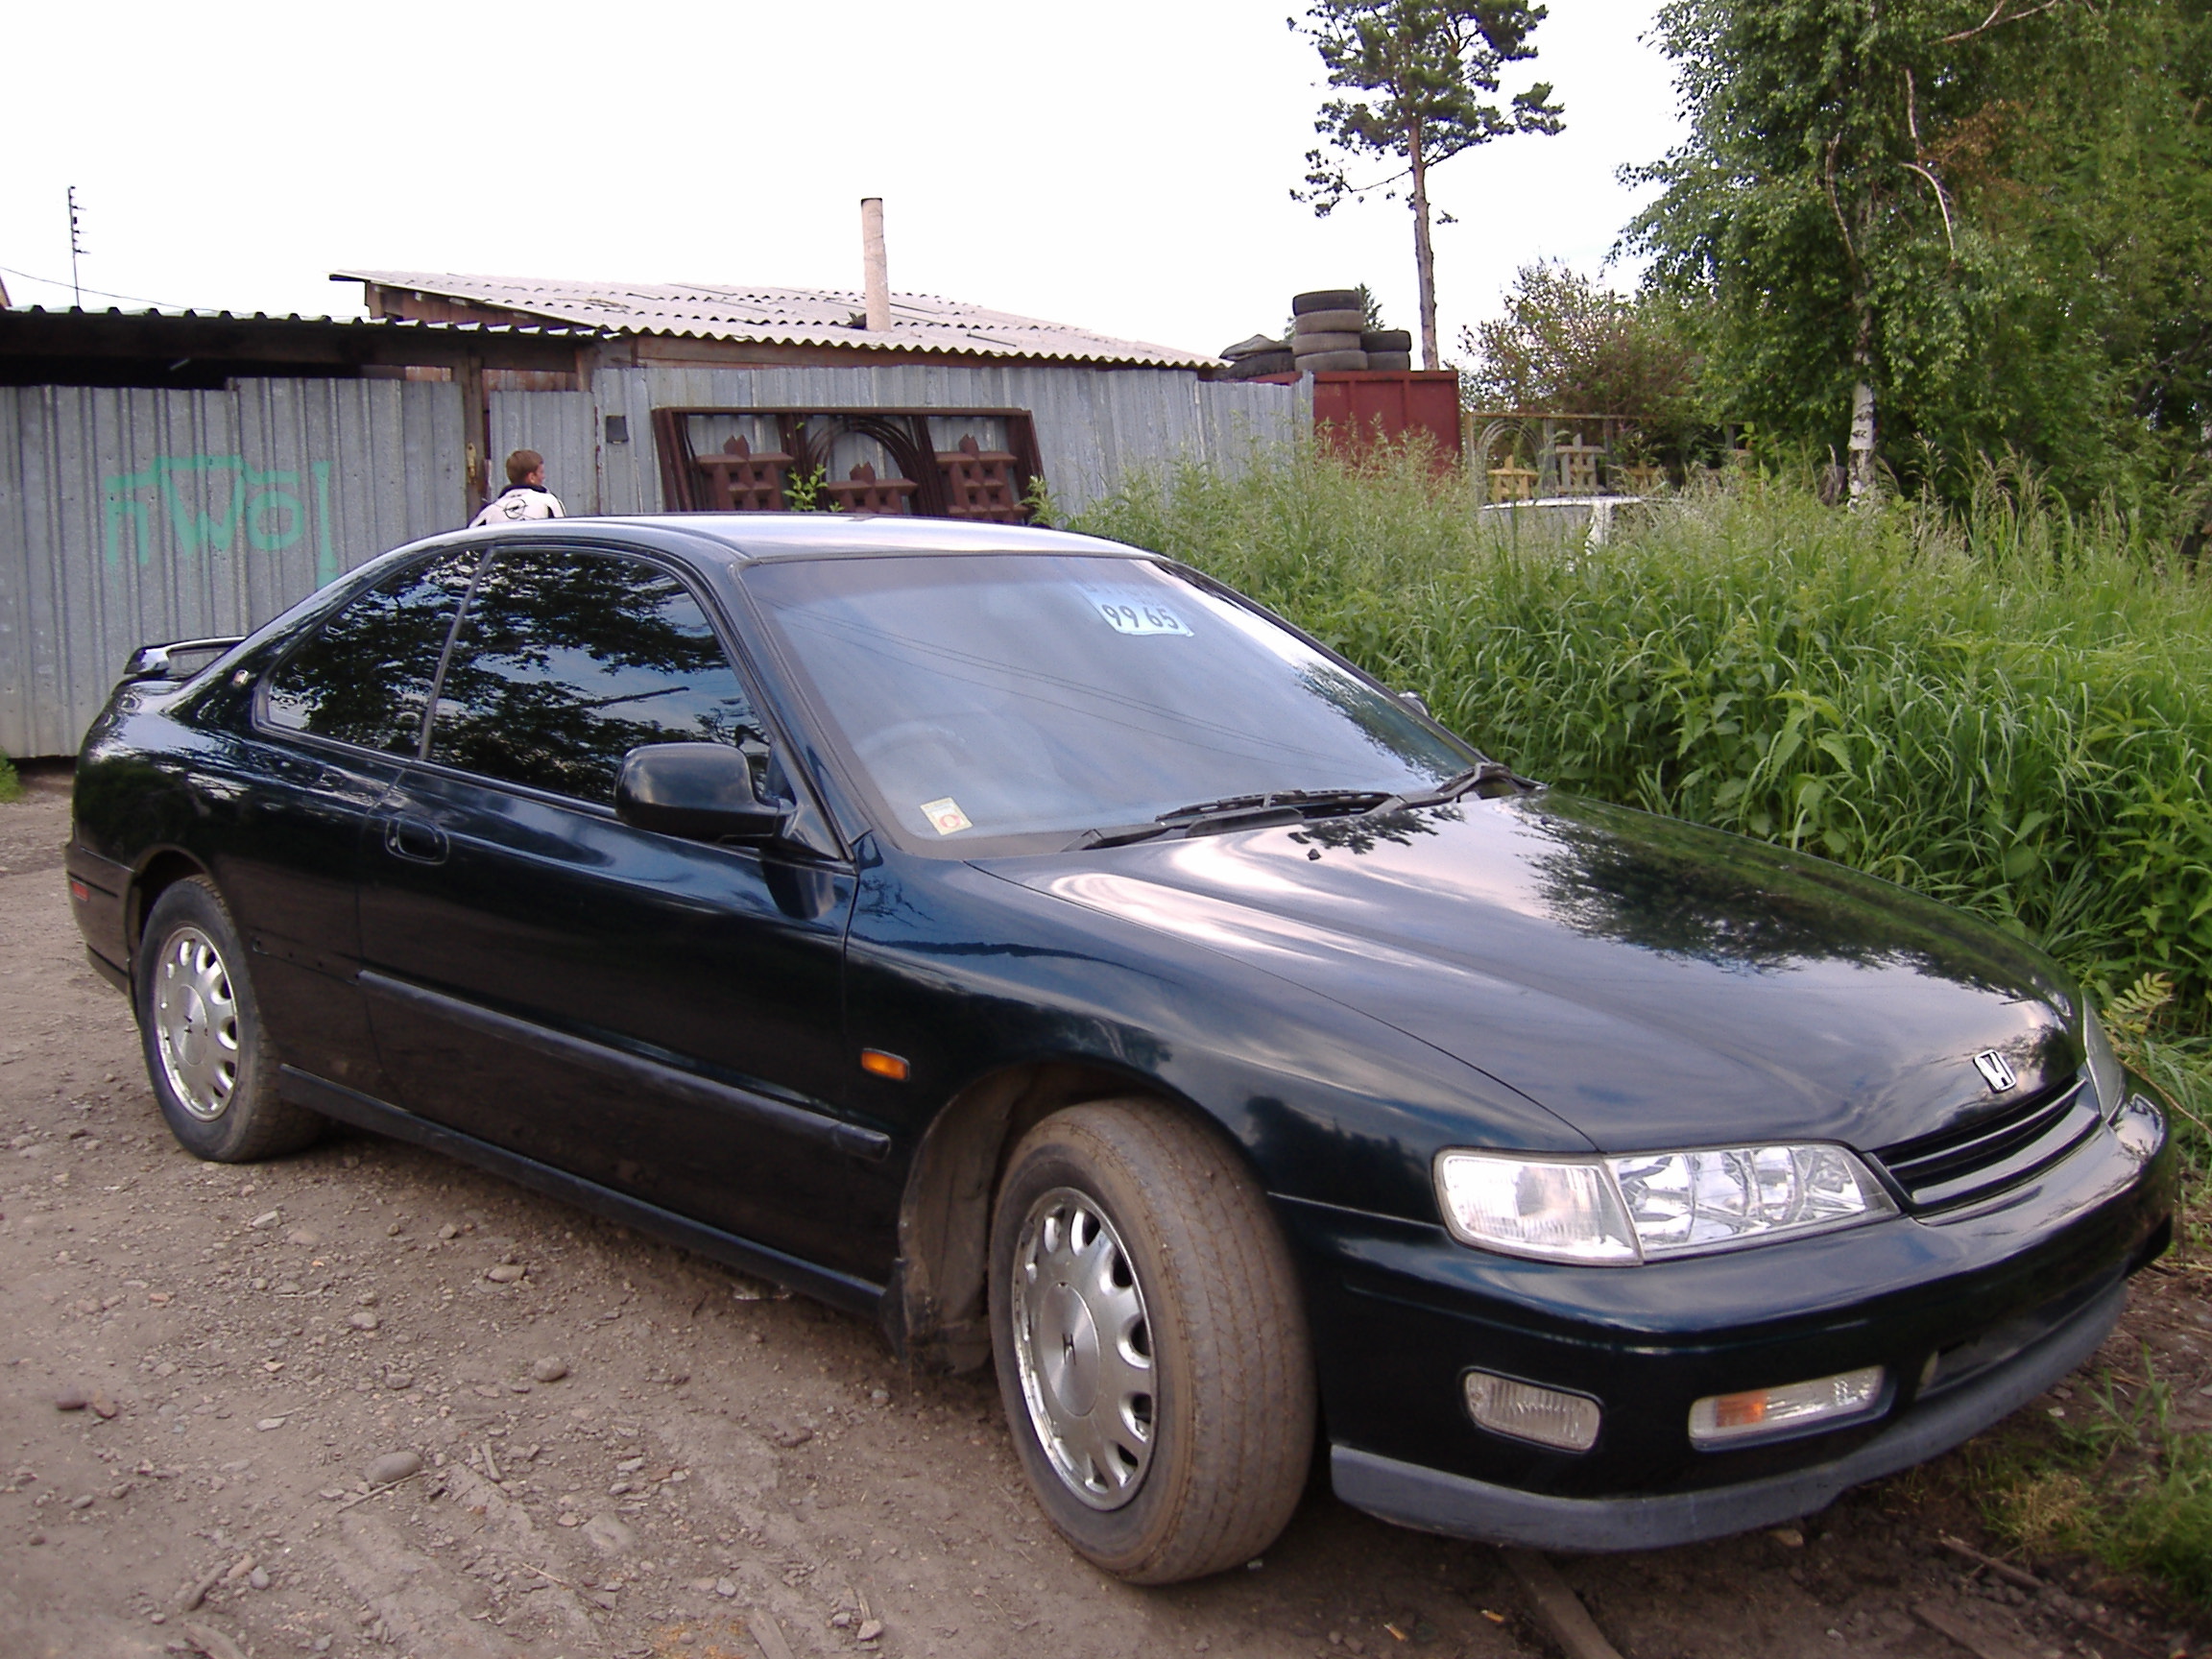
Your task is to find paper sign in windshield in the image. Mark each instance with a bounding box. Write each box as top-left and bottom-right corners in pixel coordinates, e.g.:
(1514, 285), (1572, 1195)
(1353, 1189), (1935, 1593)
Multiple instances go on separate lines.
(920, 797), (973, 835)
(1082, 589), (1191, 637)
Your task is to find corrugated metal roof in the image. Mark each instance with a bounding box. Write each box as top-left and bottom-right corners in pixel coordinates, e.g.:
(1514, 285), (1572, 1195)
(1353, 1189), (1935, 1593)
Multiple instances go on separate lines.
(333, 271), (1217, 368)
(4, 303), (606, 337)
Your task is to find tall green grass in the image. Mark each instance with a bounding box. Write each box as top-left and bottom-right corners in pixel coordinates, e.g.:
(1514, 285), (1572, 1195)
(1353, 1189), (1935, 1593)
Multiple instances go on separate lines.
(1073, 448), (2212, 1027)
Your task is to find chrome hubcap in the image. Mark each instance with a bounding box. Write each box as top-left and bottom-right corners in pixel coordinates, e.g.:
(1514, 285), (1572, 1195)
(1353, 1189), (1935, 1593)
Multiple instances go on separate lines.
(1010, 1187), (1154, 1509)
(154, 926), (239, 1120)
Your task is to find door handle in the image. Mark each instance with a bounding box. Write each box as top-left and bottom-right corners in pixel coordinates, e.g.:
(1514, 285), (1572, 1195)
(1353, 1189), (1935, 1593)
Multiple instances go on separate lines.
(383, 816), (449, 865)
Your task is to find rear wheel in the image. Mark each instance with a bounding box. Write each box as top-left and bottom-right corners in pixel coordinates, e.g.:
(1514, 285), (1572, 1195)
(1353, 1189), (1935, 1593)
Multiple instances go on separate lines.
(134, 877), (321, 1163)
(990, 1100), (1314, 1583)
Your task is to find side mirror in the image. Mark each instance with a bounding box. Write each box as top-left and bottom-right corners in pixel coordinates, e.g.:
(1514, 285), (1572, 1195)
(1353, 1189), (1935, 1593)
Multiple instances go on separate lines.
(614, 743), (789, 844)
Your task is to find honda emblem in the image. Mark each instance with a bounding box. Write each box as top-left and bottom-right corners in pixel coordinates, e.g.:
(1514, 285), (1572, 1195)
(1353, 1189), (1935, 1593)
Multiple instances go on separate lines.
(1972, 1049), (2017, 1094)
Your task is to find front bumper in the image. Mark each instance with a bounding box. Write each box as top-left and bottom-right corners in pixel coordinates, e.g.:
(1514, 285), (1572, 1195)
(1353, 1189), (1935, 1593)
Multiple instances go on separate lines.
(1285, 1091), (2175, 1551)
(1333, 1272), (2124, 1551)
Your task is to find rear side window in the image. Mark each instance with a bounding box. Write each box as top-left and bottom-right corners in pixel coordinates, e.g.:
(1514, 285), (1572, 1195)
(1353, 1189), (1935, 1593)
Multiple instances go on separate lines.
(426, 547), (762, 804)
(262, 549), (479, 753)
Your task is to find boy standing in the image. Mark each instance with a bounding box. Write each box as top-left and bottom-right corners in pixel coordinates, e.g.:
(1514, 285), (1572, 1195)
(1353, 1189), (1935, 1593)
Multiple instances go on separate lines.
(471, 449), (565, 525)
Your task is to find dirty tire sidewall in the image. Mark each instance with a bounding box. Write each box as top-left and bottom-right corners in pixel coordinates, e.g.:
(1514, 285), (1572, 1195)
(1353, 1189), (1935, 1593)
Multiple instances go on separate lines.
(990, 1101), (1315, 1584)
(1292, 288), (1363, 316)
(1293, 308), (1367, 337)
(134, 876), (317, 1164)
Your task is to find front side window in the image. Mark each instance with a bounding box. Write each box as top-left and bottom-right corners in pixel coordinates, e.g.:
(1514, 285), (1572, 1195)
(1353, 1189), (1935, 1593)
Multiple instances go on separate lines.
(742, 552), (1476, 853)
(427, 547), (763, 804)
(261, 548), (479, 754)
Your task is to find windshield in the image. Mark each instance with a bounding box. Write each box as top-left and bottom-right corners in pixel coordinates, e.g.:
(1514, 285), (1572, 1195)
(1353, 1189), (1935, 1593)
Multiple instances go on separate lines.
(741, 552), (1477, 853)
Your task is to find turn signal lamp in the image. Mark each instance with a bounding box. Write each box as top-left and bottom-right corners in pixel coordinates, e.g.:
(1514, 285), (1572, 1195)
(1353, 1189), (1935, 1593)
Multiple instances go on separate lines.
(1688, 1365), (1885, 1448)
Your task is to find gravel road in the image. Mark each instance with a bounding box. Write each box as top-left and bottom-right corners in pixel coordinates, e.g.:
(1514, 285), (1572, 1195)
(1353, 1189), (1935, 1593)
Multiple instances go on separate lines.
(1, 769), (2202, 1659)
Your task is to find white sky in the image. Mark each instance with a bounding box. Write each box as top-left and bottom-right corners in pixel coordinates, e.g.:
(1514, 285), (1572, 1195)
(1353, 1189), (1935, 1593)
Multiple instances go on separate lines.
(0, 0), (1685, 362)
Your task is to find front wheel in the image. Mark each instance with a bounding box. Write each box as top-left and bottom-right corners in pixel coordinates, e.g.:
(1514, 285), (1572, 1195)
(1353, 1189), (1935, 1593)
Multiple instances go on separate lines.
(989, 1100), (1314, 1583)
(134, 876), (321, 1163)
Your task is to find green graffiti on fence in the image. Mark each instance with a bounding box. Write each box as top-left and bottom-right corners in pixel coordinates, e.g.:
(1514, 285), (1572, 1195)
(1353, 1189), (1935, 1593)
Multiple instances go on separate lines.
(104, 455), (338, 582)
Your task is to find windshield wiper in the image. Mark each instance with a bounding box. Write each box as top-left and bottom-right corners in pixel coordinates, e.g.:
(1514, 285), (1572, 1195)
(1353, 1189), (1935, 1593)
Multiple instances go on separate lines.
(1069, 788), (1394, 851)
(1158, 787), (1396, 824)
(1067, 769), (1537, 853)
(1398, 760), (1537, 806)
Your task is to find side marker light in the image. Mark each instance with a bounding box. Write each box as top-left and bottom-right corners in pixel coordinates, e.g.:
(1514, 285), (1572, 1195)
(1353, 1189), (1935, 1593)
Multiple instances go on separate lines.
(859, 1049), (909, 1082)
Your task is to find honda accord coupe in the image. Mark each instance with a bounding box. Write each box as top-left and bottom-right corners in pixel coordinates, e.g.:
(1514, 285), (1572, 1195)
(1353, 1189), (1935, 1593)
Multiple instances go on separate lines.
(66, 515), (2174, 1582)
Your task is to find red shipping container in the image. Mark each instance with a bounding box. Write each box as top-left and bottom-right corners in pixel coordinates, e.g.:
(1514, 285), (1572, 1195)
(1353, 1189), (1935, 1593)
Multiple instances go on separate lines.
(1311, 371), (1463, 470)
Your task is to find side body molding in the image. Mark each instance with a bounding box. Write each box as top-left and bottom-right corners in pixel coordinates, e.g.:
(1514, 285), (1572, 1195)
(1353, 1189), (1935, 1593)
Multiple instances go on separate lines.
(356, 969), (891, 1162)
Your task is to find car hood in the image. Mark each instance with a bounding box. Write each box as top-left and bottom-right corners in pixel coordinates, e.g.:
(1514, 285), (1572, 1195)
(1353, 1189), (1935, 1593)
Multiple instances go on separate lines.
(978, 793), (2079, 1154)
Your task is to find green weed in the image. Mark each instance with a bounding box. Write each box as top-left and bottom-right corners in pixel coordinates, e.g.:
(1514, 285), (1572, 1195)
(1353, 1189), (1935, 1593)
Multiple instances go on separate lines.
(1984, 1339), (2212, 1607)
(0, 755), (19, 804)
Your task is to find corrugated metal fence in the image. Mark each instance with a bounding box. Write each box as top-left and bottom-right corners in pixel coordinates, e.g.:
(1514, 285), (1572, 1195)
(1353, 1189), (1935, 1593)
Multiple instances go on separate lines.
(493, 367), (1308, 517)
(5, 367), (1303, 757)
(0, 379), (464, 757)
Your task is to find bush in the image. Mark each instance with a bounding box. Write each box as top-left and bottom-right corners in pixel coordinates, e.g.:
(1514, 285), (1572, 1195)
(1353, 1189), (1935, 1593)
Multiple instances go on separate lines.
(1074, 446), (2212, 1026)
(0, 755), (19, 804)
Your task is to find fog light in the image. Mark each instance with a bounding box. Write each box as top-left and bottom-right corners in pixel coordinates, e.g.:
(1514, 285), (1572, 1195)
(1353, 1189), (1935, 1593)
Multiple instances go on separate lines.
(1463, 1371), (1600, 1453)
(1689, 1366), (1885, 1448)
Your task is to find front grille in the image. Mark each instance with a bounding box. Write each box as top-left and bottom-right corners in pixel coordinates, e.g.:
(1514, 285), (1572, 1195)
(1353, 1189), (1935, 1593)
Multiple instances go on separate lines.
(1872, 1077), (2101, 1211)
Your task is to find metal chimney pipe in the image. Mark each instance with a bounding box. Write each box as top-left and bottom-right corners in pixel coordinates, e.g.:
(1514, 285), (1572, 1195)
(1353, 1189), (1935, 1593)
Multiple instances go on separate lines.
(860, 197), (890, 332)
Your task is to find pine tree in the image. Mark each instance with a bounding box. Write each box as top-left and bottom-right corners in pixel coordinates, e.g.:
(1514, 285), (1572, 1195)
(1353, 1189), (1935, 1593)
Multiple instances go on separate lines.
(1293, 1), (1563, 370)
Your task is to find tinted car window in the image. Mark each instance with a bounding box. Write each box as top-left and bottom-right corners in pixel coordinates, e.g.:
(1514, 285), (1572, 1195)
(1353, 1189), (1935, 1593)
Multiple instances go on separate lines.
(262, 548), (480, 754)
(742, 552), (1475, 852)
(427, 547), (761, 804)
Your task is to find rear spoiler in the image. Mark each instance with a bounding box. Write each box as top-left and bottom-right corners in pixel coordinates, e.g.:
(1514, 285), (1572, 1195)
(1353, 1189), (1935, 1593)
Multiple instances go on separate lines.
(120, 637), (244, 684)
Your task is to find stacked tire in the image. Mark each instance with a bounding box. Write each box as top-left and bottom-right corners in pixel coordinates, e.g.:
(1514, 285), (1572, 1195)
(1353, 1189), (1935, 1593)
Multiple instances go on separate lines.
(1362, 329), (1413, 373)
(1216, 332), (1296, 381)
(1292, 290), (1367, 373)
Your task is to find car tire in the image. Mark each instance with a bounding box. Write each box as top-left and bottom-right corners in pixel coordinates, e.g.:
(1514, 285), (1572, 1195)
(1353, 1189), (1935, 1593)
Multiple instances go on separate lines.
(134, 876), (321, 1163)
(1293, 307), (1368, 337)
(1292, 288), (1363, 316)
(1294, 349), (1369, 373)
(1219, 351), (1297, 379)
(1289, 329), (1363, 355)
(988, 1100), (1314, 1584)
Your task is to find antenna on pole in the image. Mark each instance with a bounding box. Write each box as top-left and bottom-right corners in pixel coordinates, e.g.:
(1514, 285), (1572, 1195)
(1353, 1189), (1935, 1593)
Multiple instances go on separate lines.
(67, 186), (85, 308)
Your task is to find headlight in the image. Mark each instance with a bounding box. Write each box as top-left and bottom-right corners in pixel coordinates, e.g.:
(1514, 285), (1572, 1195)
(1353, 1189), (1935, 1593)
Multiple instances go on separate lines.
(2083, 1005), (2127, 1121)
(1435, 1143), (1896, 1264)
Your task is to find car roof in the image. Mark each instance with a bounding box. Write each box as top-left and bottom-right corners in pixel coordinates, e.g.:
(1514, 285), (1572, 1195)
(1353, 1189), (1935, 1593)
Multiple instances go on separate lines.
(465, 513), (1151, 566)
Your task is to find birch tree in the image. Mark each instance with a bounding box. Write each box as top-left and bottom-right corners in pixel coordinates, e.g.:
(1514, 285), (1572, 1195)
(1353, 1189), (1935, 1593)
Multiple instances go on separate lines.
(1625, 0), (2082, 502)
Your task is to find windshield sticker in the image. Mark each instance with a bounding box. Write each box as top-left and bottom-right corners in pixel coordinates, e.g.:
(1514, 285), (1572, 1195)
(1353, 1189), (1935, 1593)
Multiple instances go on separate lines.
(920, 797), (973, 835)
(1080, 588), (1192, 637)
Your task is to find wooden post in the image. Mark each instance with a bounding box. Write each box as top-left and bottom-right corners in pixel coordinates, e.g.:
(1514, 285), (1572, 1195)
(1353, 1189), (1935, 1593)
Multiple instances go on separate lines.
(460, 351), (489, 520)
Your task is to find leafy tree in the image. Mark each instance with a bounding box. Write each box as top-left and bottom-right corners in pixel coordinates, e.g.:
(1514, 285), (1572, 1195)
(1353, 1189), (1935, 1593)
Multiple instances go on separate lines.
(1626, 0), (2212, 513)
(1292, 1), (1564, 370)
(1461, 261), (1707, 447)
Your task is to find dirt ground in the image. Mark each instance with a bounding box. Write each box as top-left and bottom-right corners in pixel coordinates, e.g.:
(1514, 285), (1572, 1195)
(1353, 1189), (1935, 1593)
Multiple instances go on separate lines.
(1, 764), (2203, 1659)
